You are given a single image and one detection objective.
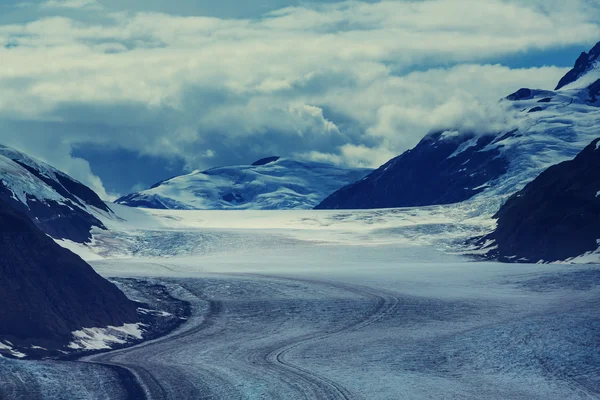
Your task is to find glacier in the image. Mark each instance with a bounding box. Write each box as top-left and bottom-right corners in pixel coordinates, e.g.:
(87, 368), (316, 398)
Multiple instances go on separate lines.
(3, 201), (599, 399)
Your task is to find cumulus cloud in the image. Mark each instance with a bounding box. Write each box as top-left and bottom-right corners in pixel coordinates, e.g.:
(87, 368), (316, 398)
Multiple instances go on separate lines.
(0, 0), (598, 196)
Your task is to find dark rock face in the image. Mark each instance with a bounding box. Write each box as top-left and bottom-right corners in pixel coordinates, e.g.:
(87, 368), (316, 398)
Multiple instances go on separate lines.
(484, 138), (600, 263)
(506, 88), (533, 101)
(222, 193), (245, 203)
(0, 200), (139, 342)
(528, 106), (544, 113)
(316, 131), (510, 210)
(555, 41), (600, 90)
(115, 193), (169, 209)
(150, 175), (179, 190)
(252, 156), (281, 166)
(589, 79), (600, 103)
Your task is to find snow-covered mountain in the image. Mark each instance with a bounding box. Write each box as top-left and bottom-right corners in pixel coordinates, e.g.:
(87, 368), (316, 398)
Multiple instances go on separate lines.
(0, 144), (111, 243)
(116, 157), (372, 210)
(317, 41), (600, 210)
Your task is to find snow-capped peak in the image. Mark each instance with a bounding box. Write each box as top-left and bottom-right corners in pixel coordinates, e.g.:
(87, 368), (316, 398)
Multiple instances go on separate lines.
(555, 41), (600, 90)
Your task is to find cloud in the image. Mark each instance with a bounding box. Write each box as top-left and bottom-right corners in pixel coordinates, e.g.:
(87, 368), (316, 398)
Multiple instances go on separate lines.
(0, 125), (112, 199)
(0, 0), (598, 196)
(41, 0), (102, 10)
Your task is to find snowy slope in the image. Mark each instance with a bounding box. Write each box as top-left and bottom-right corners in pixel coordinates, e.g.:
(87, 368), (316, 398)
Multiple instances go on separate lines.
(0, 144), (111, 242)
(116, 157), (371, 210)
(317, 41), (600, 210)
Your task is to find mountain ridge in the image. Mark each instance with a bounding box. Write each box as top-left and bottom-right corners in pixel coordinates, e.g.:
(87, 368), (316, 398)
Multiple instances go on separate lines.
(0, 144), (111, 243)
(555, 41), (600, 90)
(316, 40), (600, 211)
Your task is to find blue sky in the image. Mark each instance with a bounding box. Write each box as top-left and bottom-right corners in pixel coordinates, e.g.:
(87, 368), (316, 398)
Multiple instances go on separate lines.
(0, 0), (599, 198)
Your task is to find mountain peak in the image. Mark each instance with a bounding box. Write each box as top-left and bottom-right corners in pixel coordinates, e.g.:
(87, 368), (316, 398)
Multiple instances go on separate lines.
(555, 41), (600, 90)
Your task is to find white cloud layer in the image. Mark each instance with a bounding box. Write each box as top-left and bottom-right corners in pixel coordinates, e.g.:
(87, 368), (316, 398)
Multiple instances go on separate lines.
(0, 0), (598, 196)
(41, 0), (102, 10)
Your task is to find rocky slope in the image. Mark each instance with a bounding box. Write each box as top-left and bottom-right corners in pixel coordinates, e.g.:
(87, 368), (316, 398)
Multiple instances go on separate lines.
(116, 157), (371, 210)
(0, 144), (111, 243)
(317, 131), (510, 209)
(0, 199), (139, 355)
(480, 138), (600, 263)
(317, 41), (600, 210)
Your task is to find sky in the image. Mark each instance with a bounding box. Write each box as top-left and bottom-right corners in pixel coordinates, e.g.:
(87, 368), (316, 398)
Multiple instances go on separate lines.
(0, 0), (599, 198)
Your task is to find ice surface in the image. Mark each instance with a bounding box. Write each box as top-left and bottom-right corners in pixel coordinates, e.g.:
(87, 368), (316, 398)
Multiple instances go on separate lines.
(74, 266), (600, 400)
(0, 355), (128, 399)
(5, 201), (600, 399)
(81, 198), (498, 261)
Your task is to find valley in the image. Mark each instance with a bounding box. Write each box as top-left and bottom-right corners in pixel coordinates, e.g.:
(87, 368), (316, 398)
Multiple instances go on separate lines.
(1, 19), (600, 400)
(3, 204), (600, 399)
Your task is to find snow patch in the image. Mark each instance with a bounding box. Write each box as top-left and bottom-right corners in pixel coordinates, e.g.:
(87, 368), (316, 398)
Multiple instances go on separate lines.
(481, 239), (496, 249)
(68, 323), (145, 351)
(0, 341), (26, 358)
(448, 136), (479, 158)
(440, 130), (461, 139)
(137, 307), (172, 317)
(472, 183), (491, 191)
